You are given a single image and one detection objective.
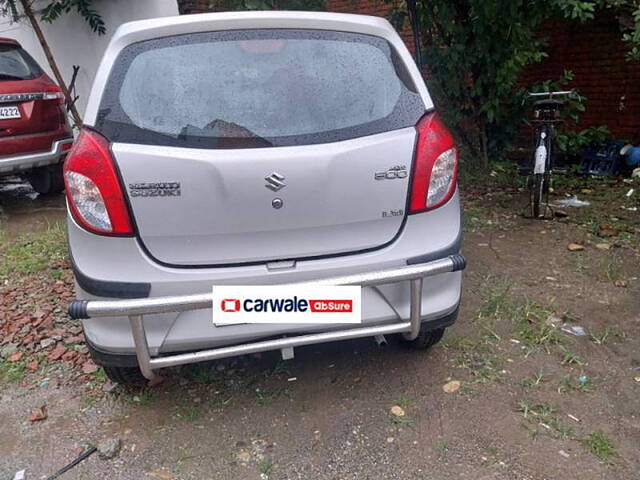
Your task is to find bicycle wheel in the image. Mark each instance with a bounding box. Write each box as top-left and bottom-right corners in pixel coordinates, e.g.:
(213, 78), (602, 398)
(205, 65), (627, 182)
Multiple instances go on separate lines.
(532, 173), (544, 217)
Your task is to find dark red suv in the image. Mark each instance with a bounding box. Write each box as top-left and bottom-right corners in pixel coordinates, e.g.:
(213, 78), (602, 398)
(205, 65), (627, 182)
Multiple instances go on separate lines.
(0, 38), (73, 194)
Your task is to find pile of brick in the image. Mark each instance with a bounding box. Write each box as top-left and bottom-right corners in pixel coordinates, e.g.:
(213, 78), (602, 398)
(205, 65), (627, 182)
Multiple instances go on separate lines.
(0, 260), (99, 381)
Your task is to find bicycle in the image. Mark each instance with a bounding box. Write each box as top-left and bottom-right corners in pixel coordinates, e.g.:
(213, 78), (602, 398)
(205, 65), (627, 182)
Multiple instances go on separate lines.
(524, 90), (576, 218)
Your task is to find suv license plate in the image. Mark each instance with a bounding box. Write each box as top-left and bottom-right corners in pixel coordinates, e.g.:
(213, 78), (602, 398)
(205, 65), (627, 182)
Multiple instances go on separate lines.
(0, 105), (21, 119)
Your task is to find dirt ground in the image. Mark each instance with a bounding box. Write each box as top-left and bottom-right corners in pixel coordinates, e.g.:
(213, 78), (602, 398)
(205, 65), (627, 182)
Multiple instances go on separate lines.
(0, 172), (639, 480)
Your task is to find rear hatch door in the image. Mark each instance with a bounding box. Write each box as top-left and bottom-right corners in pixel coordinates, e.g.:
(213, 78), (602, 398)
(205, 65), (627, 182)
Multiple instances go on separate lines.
(0, 44), (63, 140)
(96, 29), (425, 266)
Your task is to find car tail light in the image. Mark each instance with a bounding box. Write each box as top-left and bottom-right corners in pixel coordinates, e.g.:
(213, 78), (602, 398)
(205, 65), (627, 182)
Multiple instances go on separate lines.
(43, 85), (64, 103)
(408, 112), (458, 213)
(63, 129), (133, 236)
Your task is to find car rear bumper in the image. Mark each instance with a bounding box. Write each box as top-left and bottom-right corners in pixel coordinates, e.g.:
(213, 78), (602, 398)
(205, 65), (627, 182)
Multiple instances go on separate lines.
(68, 189), (463, 379)
(70, 255), (465, 380)
(0, 137), (73, 174)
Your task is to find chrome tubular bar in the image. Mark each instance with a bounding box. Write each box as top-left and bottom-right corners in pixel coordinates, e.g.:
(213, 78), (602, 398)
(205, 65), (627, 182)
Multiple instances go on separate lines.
(69, 254), (465, 381)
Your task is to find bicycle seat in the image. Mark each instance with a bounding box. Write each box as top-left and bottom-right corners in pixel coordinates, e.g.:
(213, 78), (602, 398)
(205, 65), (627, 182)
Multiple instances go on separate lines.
(533, 99), (564, 108)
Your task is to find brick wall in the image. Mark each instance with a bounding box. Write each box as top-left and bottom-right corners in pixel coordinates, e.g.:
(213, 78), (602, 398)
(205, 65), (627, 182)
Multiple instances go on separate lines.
(520, 14), (640, 142)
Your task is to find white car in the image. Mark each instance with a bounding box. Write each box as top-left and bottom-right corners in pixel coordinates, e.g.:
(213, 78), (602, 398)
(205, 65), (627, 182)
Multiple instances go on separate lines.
(65, 11), (464, 385)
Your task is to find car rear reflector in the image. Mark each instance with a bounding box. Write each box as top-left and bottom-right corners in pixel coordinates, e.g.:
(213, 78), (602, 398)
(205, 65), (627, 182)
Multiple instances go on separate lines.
(408, 112), (458, 213)
(63, 129), (133, 236)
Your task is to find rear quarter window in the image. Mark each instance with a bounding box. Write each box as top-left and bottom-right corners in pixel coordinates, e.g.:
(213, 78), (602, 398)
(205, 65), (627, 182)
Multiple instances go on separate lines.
(0, 44), (43, 81)
(96, 29), (425, 148)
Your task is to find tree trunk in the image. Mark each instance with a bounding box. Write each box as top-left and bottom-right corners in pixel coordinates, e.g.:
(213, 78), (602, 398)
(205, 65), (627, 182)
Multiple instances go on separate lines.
(19, 0), (82, 127)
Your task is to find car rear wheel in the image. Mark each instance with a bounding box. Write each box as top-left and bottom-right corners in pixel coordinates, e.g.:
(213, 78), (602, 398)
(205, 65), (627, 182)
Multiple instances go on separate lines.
(400, 327), (445, 350)
(26, 164), (64, 195)
(103, 365), (147, 386)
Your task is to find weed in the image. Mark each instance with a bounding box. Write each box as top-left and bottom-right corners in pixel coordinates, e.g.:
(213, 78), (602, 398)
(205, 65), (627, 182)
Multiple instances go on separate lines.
(518, 322), (562, 354)
(190, 368), (220, 384)
(391, 415), (412, 425)
(136, 389), (154, 407)
(395, 394), (413, 410)
(516, 401), (574, 440)
(0, 359), (27, 383)
(258, 458), (276, 476)
(435, 441), (450, 453)
(557, 374), (594, 393)
(602, 261), (623, 284)
(590, 326), (627, 345)
(173, 450), (196, 474)
(211, 395), (233, 409)
(93, 368), (108, 382)
(458, 382), (475, 397)
(82, 394), (100, 410)
(521, 371), (547, 388)
(178, 406), (202, 422)
(477, 283), (512, 320)
(581, 431), (618, 466)
(255, 387), (289, 406)
(559, 347), (585, 366)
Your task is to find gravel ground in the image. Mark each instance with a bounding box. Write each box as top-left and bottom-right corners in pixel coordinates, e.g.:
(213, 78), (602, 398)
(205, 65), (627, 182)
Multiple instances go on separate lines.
(0, 174), (638, 479)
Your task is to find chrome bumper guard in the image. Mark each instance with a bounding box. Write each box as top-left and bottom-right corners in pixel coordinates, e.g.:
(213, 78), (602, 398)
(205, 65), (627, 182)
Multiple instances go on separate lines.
(0, 138), (73, 174)
(69, 254), (466, 381)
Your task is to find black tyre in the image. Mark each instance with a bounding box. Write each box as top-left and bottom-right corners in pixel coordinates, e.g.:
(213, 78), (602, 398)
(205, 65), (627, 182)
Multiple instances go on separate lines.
(26, 164), (64, 195)
(401, 327), (445, 350)
(532, 173), (544, 218)
(103, 365), (147, 386)
(48, 163), (65, 193)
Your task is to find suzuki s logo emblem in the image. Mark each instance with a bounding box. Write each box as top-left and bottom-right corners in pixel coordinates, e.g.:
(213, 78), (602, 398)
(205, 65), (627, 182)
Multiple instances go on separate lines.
(265, 172), (286, 192)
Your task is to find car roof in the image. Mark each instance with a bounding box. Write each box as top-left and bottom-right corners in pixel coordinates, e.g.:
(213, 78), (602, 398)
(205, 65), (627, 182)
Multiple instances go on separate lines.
(0, 37), (21, 46)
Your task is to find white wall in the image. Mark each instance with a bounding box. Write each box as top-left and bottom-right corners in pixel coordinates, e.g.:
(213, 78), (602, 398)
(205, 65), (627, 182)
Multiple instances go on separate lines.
(0, 0), (179, 117)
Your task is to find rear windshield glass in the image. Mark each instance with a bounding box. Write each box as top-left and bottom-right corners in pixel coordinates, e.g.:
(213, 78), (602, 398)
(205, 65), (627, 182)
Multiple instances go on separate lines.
(96, 29), (425, 148)
(0, 44), (43, 81)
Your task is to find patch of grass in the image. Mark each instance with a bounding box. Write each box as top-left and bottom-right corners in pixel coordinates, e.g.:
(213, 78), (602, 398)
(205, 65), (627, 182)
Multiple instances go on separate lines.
(478, 286), (512, 319)
(581, 431), (618, 466)
(557, 374), (594, 394)
(435, 441), (450, 453)
(395, 394), (413, 410)
(458, 382), (475, 397)
(82, 394), (100, 410)
(521, 371), (548, 388)
(602, 260), (624, 284)
(136, 389), (154, 407)
(93, 368), (108, 382)
(0, 225), (67, 278)
(211, 395), (233, 409)
(518, 321), (563, 355)
(0, 359), (27, 383)
(590, 326), (627, 345)
(390, 414), (412, 426)
(463, 206), (492, 232)
(516, 401), (574, 440)
(258, 458), (276, 476)
(559, 347), (585, 366)
(178, 406), (202, 422)
(189, 367), (220, 384)
(255, 387), (289, 406)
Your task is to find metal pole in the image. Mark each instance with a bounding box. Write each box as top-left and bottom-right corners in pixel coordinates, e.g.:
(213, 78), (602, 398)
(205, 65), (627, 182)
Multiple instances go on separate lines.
(403, 278), (422, 341)
(128, 315), (158, 381)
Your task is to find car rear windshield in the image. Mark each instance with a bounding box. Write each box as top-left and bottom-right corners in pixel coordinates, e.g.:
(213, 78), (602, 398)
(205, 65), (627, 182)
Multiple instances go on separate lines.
(0, 44), (43, 81)
(96, 29), (425, 148)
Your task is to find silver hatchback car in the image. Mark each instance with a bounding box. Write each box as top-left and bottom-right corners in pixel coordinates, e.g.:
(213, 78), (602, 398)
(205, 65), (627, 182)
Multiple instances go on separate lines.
(66, 11), (464, 385)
